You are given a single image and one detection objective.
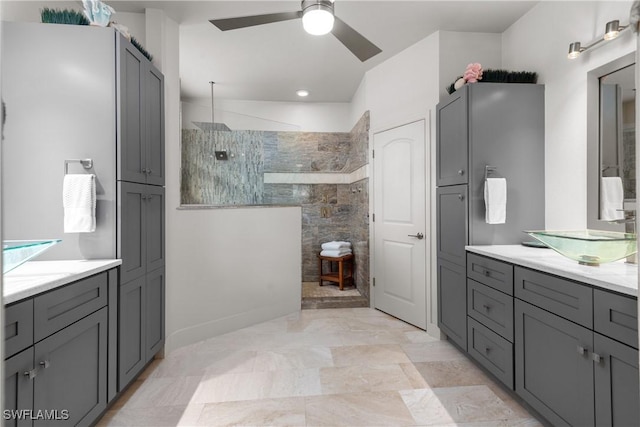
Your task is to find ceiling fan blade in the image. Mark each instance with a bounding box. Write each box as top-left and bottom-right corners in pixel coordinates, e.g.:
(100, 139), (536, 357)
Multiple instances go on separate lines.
(210, 11), (302, 31)
(331, 16), (382, 62)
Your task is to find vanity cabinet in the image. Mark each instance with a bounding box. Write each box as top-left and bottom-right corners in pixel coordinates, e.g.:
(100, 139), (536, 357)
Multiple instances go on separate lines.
(513, 265), (638, 427)
(463, 250), (639, 427)
(3, 269), (117, 427)
(118, 38), (165, 187)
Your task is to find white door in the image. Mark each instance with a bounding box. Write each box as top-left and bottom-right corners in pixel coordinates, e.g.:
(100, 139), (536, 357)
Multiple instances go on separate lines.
(373, 120), (427, 329)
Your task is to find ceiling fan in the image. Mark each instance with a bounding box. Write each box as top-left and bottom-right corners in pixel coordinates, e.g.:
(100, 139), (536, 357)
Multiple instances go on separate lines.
(209, 0), (382, 62)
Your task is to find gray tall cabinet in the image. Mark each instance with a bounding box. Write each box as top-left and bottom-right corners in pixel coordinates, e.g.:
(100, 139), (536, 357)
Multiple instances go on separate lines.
(116, 36), (166, 390)
(436, 83), (545, 350)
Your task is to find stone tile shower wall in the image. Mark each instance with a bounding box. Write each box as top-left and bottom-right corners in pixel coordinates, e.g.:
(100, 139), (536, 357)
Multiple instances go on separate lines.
(181, 112), (370, 300)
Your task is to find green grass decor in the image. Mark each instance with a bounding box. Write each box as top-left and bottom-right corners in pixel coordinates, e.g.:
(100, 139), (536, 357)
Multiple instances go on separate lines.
(131, 37), (154, 62)
(481, 69), (538, 84)
(41, 8), (89, 25)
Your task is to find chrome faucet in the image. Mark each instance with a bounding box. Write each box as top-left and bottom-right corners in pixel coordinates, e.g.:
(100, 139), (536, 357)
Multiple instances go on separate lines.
(609, 209), (637, 264)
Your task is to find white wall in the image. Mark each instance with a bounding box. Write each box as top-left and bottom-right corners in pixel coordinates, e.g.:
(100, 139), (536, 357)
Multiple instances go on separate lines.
(438, 31), (503, 100)
(182, 98), (353, 132)
(354, 30), (502, 336)
(502, 1), (636, 229)
(142, 10), (304, 354)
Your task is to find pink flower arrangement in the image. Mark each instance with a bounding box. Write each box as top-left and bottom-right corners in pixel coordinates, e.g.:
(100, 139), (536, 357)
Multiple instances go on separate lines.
(463, 63), (483, 83)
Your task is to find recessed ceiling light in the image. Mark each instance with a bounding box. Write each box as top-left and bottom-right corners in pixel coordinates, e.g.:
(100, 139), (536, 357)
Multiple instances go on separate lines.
(296, 89), (310, 97)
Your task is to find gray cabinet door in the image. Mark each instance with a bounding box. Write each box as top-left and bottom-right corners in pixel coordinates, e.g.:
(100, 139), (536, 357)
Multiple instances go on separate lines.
(145, 268), (165, 361)
(146, 185), (165, 273)
(118, 39), (147, 185)
(118, 182), (147, 284)
(33, 308), (107, 427)
(118, 275), (146, 390)
(437, 258), (467, 350)
(4, 347), (34, 427)
(436, 87), (468, 186)
(594, 333), (639, 427)
(437, 185), (468, 266)
(515, 299), (594, 427)
(145, 65), (165, 186)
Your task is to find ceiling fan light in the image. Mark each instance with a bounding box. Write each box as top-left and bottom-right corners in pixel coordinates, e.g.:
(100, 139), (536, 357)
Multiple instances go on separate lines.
(302, 8), (334, 35)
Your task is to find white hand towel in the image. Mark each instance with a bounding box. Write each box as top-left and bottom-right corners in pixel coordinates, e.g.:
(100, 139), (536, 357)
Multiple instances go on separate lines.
(484, 177), (507, 224)
(320, 249), (352, 258)
(63, 174), (96, 233)
(600, 177), (624, 220)
(321, 241), (352, 250)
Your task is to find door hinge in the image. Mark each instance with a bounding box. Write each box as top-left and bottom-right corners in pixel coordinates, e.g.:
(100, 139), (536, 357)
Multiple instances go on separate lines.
(372, 149), (375, 158)
(373, 277), (376, 287)
(372, 213), (375, 222)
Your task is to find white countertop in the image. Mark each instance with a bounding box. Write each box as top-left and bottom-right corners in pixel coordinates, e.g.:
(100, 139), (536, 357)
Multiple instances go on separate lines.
(466, 245), (638, 298)
(3, 259), (122, 305)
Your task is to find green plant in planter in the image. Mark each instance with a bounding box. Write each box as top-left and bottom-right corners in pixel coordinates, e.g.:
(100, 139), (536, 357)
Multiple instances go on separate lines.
(41, 8), (89, 25)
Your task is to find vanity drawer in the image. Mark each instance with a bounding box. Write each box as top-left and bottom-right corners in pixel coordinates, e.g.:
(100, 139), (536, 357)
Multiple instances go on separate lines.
(467, 279), (514, 342)
(34, 271), (108, 342)
(467, 253), (513, 295)
(4, 299), (34, 359)
(594, 289), (638, 349)
(514, 267), (593, 328)
(467, 316), (514, 389)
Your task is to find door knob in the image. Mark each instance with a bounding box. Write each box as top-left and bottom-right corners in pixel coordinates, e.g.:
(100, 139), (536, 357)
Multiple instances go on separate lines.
(408, 233), (424, 239)
(457, 169), (465, 176)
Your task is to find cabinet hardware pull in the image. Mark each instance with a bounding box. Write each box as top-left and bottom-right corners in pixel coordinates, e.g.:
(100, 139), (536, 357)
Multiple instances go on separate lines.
(457, 169), (464, 175)
(484, 347), (491, 354)
(592, 353), (603, 364)
(39, 360), (50, 369)
(142, 168), (148, 174)
(24, 369), (37, 380)
(458, 194), (464, 201)
(577, 345), (587, 356)
(408, 233), (424, 239)
(484, 270), (491, 277)
(482, 304), (491, 311)
(147, 169), (153, 174)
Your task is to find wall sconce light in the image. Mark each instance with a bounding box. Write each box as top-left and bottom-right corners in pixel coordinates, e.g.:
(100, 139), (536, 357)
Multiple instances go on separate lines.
(567, 19), (629, 59)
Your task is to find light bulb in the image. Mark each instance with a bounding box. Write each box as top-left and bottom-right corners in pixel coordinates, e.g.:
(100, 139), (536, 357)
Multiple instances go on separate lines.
(604, 20), (620, 41)
(302, 9), (334, 36)
(296, 89), (309, 97)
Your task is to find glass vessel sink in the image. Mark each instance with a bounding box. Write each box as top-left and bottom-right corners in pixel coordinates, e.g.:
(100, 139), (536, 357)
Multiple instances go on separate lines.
(525, 230), (637, 266)
(3, 239), (62, 274)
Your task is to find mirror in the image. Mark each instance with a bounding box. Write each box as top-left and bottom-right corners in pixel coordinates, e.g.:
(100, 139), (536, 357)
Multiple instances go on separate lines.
(587, 52), (636, 231)
(599, 63), (636, 221)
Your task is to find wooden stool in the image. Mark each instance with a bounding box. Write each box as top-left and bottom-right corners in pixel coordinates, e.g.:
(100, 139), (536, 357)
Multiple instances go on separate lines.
(318, 252), (354, 291)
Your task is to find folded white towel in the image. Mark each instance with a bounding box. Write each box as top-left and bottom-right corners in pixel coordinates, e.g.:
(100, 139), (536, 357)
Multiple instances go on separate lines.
(320, 249), (352, 258)
(321, 241), (352, 250)
(63, 174), (96, 233)
(484, 178), (507, 224)
(600, 177), (624, 221)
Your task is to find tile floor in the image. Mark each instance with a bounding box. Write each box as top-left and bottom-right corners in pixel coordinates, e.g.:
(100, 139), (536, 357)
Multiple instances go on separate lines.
(97, 308), (541, 427)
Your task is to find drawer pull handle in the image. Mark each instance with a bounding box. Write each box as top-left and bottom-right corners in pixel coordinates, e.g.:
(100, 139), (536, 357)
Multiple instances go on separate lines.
(39, 360), (50, 369)
(24, 369), (37, 380)
(592, 353), (604, 364)
(484, 270), (491, 277)
(458, 194), (464, 201)
(577, 345), (587, 356)
(484, 347), (491, 354)
(457, 169), (465, 176)
(482, 304), (491, 312)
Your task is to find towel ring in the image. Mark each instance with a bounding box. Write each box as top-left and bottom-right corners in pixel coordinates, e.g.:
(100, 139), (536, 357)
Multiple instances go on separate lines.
(484, 165), (500, 180)
(64, 159), (93, 174)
